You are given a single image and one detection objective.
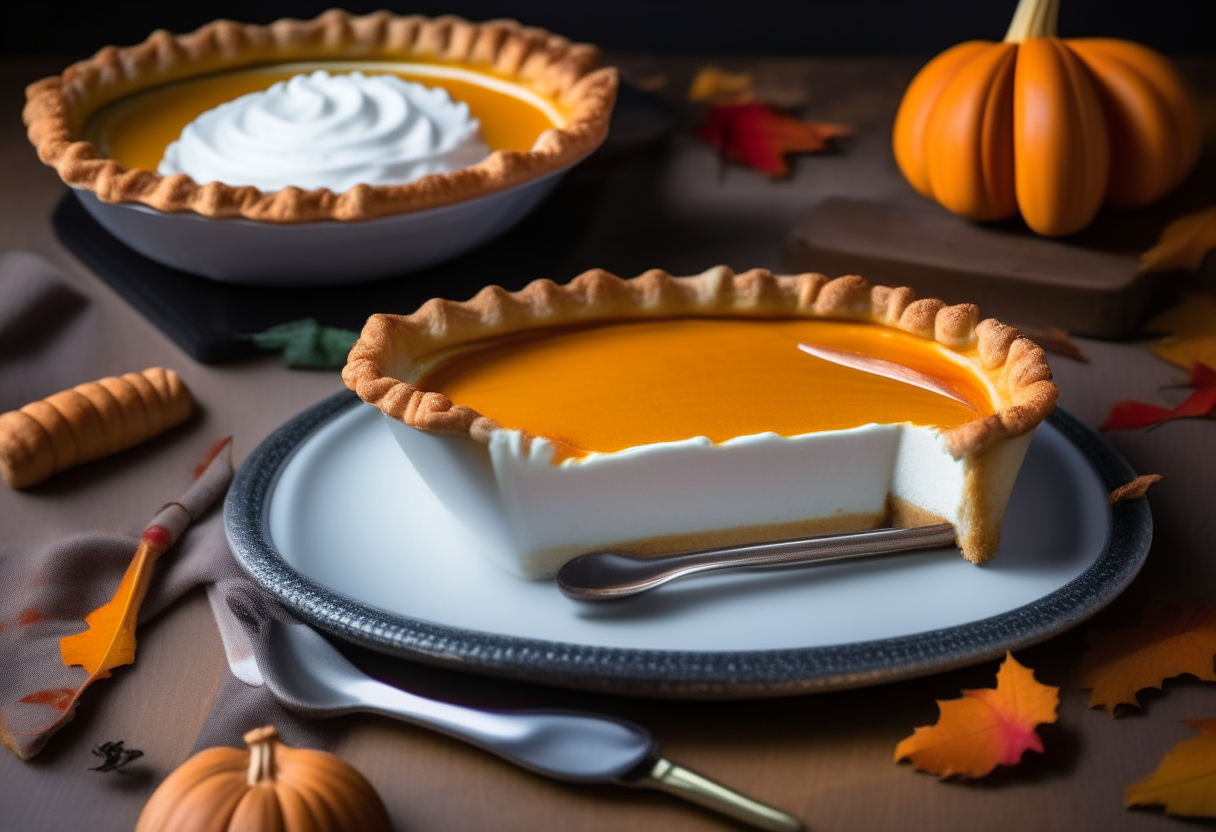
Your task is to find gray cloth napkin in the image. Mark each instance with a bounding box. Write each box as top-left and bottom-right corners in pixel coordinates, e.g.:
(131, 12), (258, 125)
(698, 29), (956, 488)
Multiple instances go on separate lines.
(0, 252), (96, 413)
(0, 253), (335, 760)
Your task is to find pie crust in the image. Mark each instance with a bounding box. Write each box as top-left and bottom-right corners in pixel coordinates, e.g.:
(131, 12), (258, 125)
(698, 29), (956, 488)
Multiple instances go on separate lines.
(23, 10), (618, 223)
(344, 267), (1056, 457)
(344, 267), (1058, 568)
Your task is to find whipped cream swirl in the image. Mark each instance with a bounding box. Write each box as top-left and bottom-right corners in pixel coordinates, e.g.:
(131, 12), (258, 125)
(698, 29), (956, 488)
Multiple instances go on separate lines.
(159, 71), (491, 192)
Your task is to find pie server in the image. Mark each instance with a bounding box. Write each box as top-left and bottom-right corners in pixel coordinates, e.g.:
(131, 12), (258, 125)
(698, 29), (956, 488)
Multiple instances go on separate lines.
(256, 618), (802, 831)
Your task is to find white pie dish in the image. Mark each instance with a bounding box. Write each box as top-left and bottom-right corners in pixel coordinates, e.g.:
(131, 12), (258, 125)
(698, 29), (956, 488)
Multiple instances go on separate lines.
(28, 13), (618, 286)
(72, 169), (565, 285)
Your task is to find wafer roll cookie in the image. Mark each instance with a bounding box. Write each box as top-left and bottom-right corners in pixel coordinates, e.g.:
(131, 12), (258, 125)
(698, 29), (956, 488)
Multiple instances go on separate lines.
(0, 368), (193, 488)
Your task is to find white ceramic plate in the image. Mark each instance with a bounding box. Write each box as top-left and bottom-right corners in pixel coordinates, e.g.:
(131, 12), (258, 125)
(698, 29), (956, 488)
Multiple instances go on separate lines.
(226, 393), (1152, 697)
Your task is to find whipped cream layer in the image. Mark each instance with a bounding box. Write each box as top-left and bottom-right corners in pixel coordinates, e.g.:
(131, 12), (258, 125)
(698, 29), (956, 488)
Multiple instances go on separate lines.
(158, 71), (491, 192)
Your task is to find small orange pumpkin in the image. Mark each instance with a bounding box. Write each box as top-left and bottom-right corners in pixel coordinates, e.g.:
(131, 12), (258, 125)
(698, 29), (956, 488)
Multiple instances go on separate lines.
(135, 726), (392, 832)
(893, 0), (1200, 236)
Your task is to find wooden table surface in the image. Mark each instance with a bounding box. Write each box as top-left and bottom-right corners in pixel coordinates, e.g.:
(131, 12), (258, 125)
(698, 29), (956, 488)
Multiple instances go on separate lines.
(2, 54), (1214, 832)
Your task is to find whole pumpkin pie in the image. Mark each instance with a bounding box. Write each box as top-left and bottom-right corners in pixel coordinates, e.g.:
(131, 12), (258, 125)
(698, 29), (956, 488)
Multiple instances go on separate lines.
(23, 10), (617, 222)
(343, 268), (1057, 578)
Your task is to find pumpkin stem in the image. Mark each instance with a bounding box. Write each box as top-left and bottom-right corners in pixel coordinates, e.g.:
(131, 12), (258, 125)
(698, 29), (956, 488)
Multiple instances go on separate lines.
(243, 725), (279, 785)
(1004, 0), (1059, 41)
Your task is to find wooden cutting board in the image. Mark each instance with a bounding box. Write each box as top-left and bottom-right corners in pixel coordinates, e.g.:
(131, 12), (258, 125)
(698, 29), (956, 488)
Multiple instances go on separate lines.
(782, 197), (1199, 338)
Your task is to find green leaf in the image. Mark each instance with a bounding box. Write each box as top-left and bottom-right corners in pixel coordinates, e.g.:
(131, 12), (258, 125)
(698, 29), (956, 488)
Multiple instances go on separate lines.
(251, 319), (359, 369)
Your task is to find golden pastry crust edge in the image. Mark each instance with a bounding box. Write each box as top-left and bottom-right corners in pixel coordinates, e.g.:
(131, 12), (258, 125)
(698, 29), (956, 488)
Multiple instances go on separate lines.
(23, 10), (618, 223)
(342, 266), (1058, 459)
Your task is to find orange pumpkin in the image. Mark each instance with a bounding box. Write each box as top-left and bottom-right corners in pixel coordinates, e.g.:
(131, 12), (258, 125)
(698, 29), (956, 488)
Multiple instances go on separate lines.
(134, 726), (392, 832)
(893, 0), (1200, 236)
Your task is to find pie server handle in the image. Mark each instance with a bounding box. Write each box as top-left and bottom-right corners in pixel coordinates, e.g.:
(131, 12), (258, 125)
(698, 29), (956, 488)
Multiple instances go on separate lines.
(629, 757), (803, 831)
(258, 619), (802, 830)
(556, 524), (957, 600)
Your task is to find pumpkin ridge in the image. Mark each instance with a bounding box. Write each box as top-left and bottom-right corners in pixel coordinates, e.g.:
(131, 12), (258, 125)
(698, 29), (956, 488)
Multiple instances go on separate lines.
(1012, 37), (1108, 236)
(978, 45), (1018, 218)
(1054, 38), (1110, 229)
(160, 773), (249, 832)
(273, 777), (327, 832)
(925, 42), (1019, 220)
(276, 749), (390, 828)
(1067, 39), (1195, 206)
(893, 40), (992, 198)
(228, 782), (285, 832)
(133, 751), (247, 832)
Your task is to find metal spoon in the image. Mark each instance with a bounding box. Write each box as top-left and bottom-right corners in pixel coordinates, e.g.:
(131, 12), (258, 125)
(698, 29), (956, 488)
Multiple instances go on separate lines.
(556, 524), (957, 601)
(258, 618), (802, 831)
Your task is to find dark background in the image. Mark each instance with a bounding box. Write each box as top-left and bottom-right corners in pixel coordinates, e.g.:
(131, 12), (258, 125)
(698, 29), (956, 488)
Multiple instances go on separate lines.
(4, 1), (1213, 59)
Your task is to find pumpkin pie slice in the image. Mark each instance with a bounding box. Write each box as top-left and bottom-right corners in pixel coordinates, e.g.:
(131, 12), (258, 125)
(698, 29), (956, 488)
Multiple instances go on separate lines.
(23, 10), (617, 222)
(343, 268), (1057, 578)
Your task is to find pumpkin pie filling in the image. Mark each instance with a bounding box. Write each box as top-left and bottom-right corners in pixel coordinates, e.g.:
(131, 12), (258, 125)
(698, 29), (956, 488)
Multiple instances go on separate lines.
(419, 319), (994, 462)
(83, 61), (564, 174)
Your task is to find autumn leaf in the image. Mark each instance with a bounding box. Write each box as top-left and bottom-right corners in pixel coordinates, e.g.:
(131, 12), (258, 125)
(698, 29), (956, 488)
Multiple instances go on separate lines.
(1109, 474), (1162, 504)
(58, 527), (172, 678)
(1125, 717), (1216, 817)
(1101, 362), (1216, 431)
(1077, 603), (1216, 715)
(695, 103), (851, 177)
(251, 318), (359, 369)
(894, 653), (1059, 778)
(687, 67), (755, 103)
(60, 439), (233, 683)
(1146, 293), (1216, 372)
(1139, 206), (1216, 274)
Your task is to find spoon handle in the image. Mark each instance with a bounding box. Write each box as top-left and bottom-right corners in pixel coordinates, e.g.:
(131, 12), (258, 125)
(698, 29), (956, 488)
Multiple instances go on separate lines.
(556, 524), (957, 600)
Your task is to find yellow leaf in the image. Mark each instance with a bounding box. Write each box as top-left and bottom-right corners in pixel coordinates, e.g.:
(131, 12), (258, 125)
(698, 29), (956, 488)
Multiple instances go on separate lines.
(1126, 717), (1216, 817)
(1140, 207), (1216, 274)
(688, 67), (755, 103)
(59, 527), (171, 679)
(1146, 293), (1216, 372)
(1077, 603), (1216, 715)
(894, 653), (1059, 778)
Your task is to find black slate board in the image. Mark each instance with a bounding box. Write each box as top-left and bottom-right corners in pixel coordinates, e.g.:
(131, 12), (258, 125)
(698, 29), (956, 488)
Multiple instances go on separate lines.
(52, 83), (672, 363)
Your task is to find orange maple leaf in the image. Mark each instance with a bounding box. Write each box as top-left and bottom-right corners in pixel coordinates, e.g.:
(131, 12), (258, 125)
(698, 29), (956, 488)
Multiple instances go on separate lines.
(894, 653), (1059, 778)
(1077, 603), (1216, 715)
(1146, 292), (1216, 373)
(59, 526), (173, 679)
(1126, 717), (1216, 817)
(1139, 206), (1216, 274)
(695, 103), (851, 177)
(687, 67), (755, 103)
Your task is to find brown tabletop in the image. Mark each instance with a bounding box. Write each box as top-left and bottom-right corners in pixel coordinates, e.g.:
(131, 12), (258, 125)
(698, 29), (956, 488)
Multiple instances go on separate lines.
(2, 54), (1214, 832)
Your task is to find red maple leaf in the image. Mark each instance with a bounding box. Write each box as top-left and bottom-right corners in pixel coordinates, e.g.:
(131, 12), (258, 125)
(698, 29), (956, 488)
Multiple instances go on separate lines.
(1102, 362), (1216, 431)
(695, 103), (851, 177)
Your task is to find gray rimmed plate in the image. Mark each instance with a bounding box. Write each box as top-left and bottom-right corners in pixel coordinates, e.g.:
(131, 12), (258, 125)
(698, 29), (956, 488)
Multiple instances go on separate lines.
(225, 392), (1151, 698)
